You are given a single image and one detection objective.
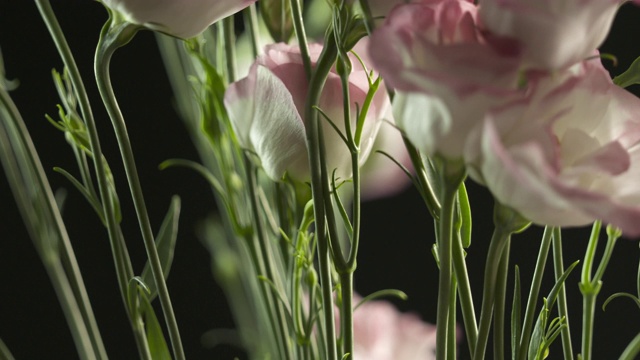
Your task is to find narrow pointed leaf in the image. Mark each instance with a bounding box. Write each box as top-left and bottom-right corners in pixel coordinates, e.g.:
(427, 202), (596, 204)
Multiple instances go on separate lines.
(512, 265), (522, 360)
(141, 196), (181, 301)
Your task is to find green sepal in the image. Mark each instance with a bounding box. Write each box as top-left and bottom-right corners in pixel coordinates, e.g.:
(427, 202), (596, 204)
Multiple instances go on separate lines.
(141, 196), (181, 302)
(613, 55), (640, 88)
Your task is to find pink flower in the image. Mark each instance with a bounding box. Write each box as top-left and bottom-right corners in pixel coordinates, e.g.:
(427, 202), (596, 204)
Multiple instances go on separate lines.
(369, 0), (522, 159)
(100, 0), (255, 38)
(478, 0), (620, 70)
(360, 119), (413, 200)
(224, 42), (389, 181)
(351, 299), (437, 360)
(465, 57), (640, 236)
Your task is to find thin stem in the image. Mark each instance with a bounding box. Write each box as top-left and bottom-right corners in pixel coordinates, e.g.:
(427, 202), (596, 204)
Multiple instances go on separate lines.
(32, 2), (111, 358)
(0, 88), (97, 360)
(581, 294), (596, 360)
(517, 227), (553, 360)
(436, 183), (458, 360)
(290, 0), (312, 79)
(447, 276), (458, 360)
(94, 20), (185, 360)
(244, 4), (261, 59)
(244, 155), (293, 360)
(452, 230), (477, 355)
(473, 228), (510, 360)
(552, 228), (574, 360)
(340, 273), (354, 359)
(493, 240), (511, 360)
(223, 16), (237, 83)
(581, 222), (602, 285)
(357, 0), (376, 35)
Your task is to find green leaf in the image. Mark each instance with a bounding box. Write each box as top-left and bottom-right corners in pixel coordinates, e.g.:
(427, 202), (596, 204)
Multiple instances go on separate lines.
(142, 297), (172, 360)
(141, 196), (181, 301)
(602, 292), (640, 311)
(0, 336), (15, 360)
(546, 260), (579, 309)
(260, 0), (294, 42)
(54, 167), (105, 225)
(512, 265), (522, 360)
(528, 300), (549, 360)
(457, 182), (472, 248)
(613, 55), (640, 88)
(354, 289), (408, 311)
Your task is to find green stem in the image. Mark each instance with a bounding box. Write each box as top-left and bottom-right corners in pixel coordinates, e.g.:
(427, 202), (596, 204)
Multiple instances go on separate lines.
(340, 272), (354, 359)
(552, 228), (574, 360)
(619, 332), (640, 360)
(581, 293), (596, 360)
(0, 87), (97, 360)
(244, 155), (293, 360)
(290, 0), (312, 79)
(493, 240), (511, 360)
(448, 276), (458, 360)
(517, 226), (553, 360)
(473, 228), (510, 360)
(452, 230), (477, 355)
(357, 0), (376, 35)
(581, 222), (602, 285)
(436, 181), (459, 360)
(304, 38), (339, 360)
(244, 4), (261, 59)
(94, 19), (185, 360)
(223, 16), (237, 83)
(32, 2), (113, 358)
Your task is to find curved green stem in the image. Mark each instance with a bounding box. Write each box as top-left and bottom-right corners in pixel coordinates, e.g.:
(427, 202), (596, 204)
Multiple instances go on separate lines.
(517, 226), (553, 360)
(552, 228), (574, 360)
(94, 19), (185, 360)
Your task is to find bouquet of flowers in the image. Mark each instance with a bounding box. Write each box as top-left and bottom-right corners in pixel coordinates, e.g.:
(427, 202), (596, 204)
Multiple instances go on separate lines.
(1, 0), (640, 359)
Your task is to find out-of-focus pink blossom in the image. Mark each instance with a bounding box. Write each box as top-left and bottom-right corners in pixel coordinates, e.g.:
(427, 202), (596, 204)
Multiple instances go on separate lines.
(350, 298), (437, 360)
(224, 42), (389, 181)
(478, 0), (620, 70)
(465, 57), (640, 236)
(100, 0), (255, 38)
(360, 119), (413, 200)
(369, 0), (522, 159)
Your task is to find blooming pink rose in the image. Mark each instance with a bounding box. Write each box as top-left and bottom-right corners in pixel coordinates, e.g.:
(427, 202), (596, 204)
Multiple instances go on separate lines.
(224, 42), (389, 181)
(478, 0), (620, 70)
(100, 0), (255, 38)
(369, 0), (522, 159)
(351, 299), (436, 360)
(465, 57), (640, 236)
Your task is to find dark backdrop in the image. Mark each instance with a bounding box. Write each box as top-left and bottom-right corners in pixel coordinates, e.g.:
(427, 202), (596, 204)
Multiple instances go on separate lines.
(0, 1), (639, 359)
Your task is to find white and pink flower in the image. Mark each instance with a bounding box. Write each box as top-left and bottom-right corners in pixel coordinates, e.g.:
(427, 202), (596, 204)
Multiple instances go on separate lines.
(465, 58), (640, 235)
(369, 0), (523, 159)
(100, 0), (255, 38)
(478, 0), (621, 70)
(225, 42), (390, 181)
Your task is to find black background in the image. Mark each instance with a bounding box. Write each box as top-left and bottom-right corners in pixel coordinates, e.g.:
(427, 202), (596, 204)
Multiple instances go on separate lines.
(1, 1), (639, 359)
